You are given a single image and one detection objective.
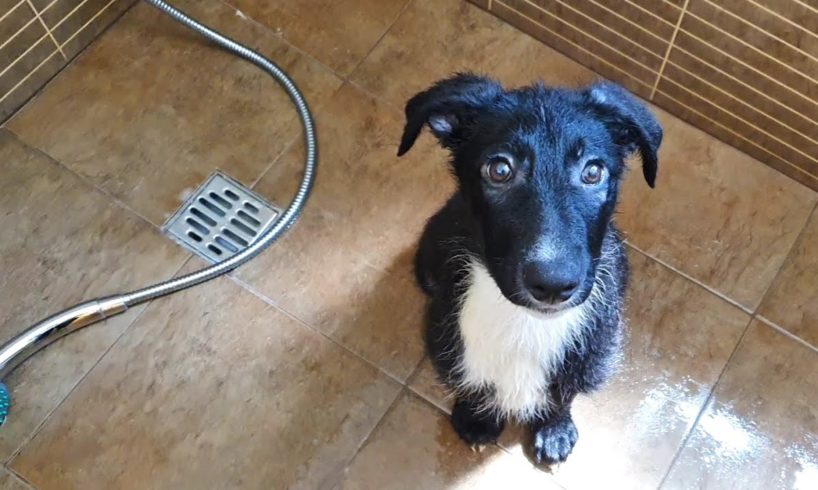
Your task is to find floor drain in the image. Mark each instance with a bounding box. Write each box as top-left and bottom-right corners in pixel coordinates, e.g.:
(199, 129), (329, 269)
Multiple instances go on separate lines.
(164, 172), (281, 263)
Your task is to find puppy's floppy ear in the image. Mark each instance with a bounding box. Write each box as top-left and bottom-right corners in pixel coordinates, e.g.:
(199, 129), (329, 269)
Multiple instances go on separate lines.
(585, 81), (663, 187)
(397, 73), (503, 156)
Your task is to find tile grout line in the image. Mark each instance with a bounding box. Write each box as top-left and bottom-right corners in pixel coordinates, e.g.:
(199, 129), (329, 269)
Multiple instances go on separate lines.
(628, 201), (818, 487)
(654, 198), (815, 487)
(248, 135), (300, 190)
(4, 127), (163, 231)
(657, 307), (818, 490)
(324, 385), (408, 487)
(750, 199), (818, 316)
(623, 241), (751, 313)
(247, 81), (349, 192)
(248, 79), (405, 199)
(405, 359), (456, 415)
(650, 0), (688, 100)
(4, 465), (35, 490)
(346, 78), (403, 112)
(4, 254), (194, 467)
(218, 0), (412, 91)
(226, 274), (415, 388)
(217, 0), (344, 79)
(656, 313), (755, 489)
(756, 316), (818, 356)
(345, 0), (414, 82)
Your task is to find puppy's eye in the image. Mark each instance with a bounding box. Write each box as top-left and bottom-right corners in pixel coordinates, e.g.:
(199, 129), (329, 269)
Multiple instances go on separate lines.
(484, 156), (514, 185)
(581, 160), (605, 185)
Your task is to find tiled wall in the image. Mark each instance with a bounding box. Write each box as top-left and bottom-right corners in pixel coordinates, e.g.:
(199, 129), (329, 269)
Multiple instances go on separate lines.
(1, 0), (134, 121)
(473, 0), (818, 191)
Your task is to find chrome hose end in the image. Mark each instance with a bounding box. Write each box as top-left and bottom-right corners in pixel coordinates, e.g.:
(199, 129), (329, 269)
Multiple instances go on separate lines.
(0, 296), (128, 425)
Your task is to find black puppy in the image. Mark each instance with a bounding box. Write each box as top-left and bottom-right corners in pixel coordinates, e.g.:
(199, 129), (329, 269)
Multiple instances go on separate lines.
(397, 74), (661, 464)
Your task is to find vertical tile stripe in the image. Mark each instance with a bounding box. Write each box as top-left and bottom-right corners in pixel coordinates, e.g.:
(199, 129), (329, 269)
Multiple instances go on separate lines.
(470, 0), (818, 191)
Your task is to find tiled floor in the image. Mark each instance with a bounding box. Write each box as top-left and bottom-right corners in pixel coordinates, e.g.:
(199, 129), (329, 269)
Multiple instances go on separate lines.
(0, 0), (816, 488)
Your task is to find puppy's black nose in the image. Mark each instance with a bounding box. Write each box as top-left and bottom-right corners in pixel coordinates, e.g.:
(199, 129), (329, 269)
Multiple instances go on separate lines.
(523, 261), (581, 305)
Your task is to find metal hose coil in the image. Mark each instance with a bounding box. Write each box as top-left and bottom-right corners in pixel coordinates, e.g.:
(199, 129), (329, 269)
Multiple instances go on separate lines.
(0, 0), (317, 424)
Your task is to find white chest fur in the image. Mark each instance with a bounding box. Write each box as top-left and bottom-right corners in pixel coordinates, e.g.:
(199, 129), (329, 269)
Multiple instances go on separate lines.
(456, 261), (587, 420)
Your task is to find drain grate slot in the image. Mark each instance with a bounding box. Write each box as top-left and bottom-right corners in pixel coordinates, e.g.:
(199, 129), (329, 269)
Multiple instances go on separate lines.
(164, 172), (281, 263)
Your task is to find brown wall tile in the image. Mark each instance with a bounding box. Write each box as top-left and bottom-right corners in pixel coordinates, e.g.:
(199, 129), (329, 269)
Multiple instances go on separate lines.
(1, 2), (39, 58)
(628, 0), (683, 24)
(682, 4), (818, 100)
(59, 0), (135, 58)
(653, 90), (818, 189)
(666, 47), (818, 143)
(0, 50), (63, 122)
(527, 0), (666, 66)
(673, 28), (818, 133)
(753, 0), (818, 36)
(0, 35), (55, 97)
(656, 77), (818, 177)
(660, 63), (818, 160)
(712, 0), (818, 59)
(474, 0), (818, 190)
(42, 0), (125, 45)
(492, 0), (654, 98)
(550, 0), (672, 55)
(0, 0), (132, 122)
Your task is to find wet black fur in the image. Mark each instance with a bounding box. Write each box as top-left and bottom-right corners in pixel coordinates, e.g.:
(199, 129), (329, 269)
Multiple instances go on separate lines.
(398, 74), (662, 465)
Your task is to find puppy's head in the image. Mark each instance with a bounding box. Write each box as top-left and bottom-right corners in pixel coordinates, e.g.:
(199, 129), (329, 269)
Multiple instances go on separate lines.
(398, 74), (661, 312)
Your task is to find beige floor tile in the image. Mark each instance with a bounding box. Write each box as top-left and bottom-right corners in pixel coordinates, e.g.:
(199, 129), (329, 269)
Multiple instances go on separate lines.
(499, 250), (747, 489)
(0, 130), (189, 461)
(7, 0), (342, 226)
(10, 262), (400, 490)
(340, 392), (562, 490)
(758, 210), (818, 348)
(619, 110), (818, 310)
(228, 0), (408, 77)
(241, 82), (456, 381)
(408, 358), (451, 414)
(234, 205), (427, 382)
(253, 82), (454, 272)
(3, 0), (815, 487)
(351, 0), (596, 106)
(0, 467), (30, 490)
(663, 320), (818, 490)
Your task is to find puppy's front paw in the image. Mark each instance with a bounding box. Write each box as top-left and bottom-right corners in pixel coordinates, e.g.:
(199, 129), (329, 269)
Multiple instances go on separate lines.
(531, 415), (578, 465)
(451, 399), (505, 447)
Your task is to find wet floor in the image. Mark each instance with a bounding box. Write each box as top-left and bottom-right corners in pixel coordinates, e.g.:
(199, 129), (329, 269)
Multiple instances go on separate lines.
(0, 0), (817, 488)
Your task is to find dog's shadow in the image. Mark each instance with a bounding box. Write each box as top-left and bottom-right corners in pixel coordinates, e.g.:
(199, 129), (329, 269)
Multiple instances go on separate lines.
(324, 245), (554, 482)
(288, 242), (523, 484)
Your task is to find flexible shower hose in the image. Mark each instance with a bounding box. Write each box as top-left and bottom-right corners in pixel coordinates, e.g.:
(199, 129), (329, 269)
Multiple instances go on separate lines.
(0, 0), (317, 425)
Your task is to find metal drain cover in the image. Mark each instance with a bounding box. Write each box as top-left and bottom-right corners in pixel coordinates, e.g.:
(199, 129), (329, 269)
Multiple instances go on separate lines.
(164, 172), (281, 263)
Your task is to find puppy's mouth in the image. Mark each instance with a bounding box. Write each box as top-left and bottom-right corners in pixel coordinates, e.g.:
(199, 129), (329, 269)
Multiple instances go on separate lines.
(519, 297), (578, 316)
(505, 285), (594, 316)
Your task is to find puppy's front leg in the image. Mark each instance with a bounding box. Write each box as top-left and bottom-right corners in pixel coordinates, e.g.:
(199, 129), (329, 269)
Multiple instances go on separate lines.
(451, 394), (506, 448)
(530, 390), (578, 465)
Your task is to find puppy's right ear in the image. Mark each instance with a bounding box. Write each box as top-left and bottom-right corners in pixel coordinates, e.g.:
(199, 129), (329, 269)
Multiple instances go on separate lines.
(397, 73), (503, 156)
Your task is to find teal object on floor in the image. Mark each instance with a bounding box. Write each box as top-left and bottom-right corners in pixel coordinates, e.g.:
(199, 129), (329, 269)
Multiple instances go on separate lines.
(0, 383), (9, 426)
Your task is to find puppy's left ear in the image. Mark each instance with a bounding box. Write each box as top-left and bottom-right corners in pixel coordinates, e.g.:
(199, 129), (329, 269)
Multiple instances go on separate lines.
(586, 82), (663, 187)
(397, 73), (503, 156)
